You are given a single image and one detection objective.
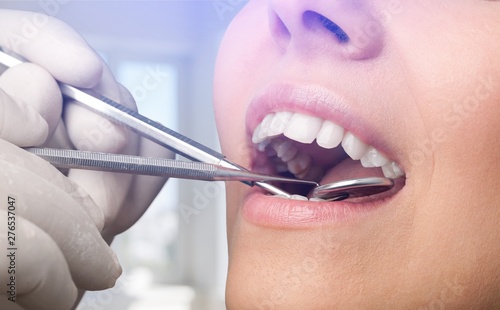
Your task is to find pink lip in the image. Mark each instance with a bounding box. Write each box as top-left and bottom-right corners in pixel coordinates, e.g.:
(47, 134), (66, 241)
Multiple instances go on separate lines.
(242, 83), (405, 228)
(242, 186), (403, 228)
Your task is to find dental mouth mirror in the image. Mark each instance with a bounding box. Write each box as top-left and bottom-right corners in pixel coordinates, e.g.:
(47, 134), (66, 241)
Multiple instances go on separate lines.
(311, 177), (394, 201)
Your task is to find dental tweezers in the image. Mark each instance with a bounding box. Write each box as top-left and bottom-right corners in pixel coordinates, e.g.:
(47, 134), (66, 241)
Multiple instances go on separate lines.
(0, 50), (314, 197)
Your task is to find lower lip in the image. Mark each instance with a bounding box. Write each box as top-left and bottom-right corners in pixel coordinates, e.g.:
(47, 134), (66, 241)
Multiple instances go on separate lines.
(242, 188), (399, 229)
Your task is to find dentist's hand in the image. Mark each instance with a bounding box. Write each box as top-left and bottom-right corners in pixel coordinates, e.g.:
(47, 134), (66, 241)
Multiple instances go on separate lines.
(0, 140), (120, 310)
(0, 9), (172, 309)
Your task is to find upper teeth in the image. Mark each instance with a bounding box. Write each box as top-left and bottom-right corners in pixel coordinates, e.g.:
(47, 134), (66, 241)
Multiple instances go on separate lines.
(252, 112), (405, 179)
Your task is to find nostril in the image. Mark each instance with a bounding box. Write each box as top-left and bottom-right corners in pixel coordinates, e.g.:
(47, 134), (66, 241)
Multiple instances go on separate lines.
(319, 14), (350, 43)
(269, 9), (292, 51)
(303, 11), (350, 43)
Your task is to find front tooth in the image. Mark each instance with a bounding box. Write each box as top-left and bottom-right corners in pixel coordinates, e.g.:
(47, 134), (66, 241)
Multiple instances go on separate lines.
(290, 194), (309, 201)
(273, 194), (289, 200)
(391, 162), (404, 177)
(394, 163), (404, 176)
(284, 113), (323, 144)
(361, 147), (389, 167)
(309, 197), (326, 202)
(273, 194), (309, 201)
(251, 114), (275, 144)
(316, 120), (344, 149)
(360, 156), (376, 168)
(341, 132), (370, 160)
(260, 114), (274, 137)
(252, 123), (264, 144)
(268, 111), (293, 136)
(382, 161), (405, 179)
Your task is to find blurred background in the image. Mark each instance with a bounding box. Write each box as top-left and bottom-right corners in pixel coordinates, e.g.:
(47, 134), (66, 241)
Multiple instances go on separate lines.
(1, 1), (248, 309)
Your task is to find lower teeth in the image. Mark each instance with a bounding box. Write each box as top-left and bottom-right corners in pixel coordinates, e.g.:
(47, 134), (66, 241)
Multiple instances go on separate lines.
(273, 194), (325, 202)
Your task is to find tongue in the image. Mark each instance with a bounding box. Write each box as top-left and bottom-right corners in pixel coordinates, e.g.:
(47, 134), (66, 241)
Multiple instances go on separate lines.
(319, 158), (385, 185)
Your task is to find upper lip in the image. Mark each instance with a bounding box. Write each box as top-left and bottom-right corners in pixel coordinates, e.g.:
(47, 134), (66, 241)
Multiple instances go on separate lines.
(245, 83), (399, 166)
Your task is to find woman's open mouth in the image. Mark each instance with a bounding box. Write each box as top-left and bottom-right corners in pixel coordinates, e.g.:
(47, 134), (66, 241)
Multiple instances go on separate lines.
(252, 111), (405, 199)
(242, 84), (407, 228)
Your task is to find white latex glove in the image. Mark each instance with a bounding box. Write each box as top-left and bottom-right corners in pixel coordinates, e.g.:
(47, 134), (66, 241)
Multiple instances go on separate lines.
(0, 9), (173, 310)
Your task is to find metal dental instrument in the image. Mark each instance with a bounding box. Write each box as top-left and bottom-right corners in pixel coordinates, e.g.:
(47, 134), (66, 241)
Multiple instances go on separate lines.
(0, 50), (395, 201)
(25, 147), (318, 185)
(312, 177), (394, 201)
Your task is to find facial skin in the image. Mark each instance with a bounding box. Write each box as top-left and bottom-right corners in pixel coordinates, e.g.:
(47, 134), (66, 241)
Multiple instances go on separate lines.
(213, 0), (500, 309)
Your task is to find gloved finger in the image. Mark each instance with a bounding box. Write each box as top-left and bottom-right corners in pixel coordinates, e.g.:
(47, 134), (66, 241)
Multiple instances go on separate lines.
(0, 88), (48, 146)
(0, 161), (121, 290)
(0, 139), (104, 231)
(42, 119), (74, 150)
(66, 83), (139, 230)
(0, 211), (77, 310)
(98, 84), (173, 237)
(64, 64), (132, 153)
(67, 166), (136, 235)
(106, 136), (174, 237)
(0, 149), (121, 290)
(0, 9), (128, 151)
(0, 9), (103, 89)
(89, 86), (175, 236)
(0, 62), (62, 140)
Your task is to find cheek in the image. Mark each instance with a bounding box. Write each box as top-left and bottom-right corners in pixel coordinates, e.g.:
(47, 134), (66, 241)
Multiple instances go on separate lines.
(389, 4), (500, 192)
(213, 40), (250, 157)
(224, 182), (248, 251)
(214, 2), (278, 158)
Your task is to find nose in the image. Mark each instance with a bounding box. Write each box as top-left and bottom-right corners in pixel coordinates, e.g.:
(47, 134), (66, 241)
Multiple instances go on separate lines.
(268, 0), (385, 60)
